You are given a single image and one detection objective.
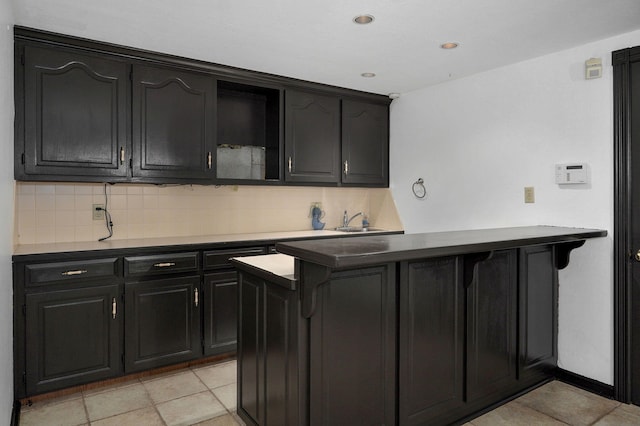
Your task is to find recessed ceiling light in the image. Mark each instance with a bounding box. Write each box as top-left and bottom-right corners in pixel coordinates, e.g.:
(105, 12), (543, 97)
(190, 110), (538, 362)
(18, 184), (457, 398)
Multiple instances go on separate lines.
(353, 15), (375, 24)
(441, 42), (459, 49)
(361, 72), (376, 78)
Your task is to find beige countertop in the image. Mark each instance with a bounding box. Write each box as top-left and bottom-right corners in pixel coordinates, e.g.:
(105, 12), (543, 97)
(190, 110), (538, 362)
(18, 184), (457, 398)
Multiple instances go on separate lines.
(13, 229), (400, 256)
(230, 253), (296, 289)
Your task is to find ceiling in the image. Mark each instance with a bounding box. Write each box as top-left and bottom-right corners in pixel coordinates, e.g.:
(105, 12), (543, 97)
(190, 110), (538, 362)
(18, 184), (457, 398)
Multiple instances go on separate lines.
(10, 0), (640, 95)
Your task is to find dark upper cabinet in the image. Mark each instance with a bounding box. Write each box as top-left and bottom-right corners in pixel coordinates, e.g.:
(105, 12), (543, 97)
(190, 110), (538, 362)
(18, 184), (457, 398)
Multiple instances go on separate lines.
(124, 276), (201, 372)
(466, 250), (518, 403)
(216, 80), (281, 182)
(25, 284), (122, 395)
(15, 29), (390, 186)
(341, 100), (389, 186)
(399, 257), (465, 425)
(132, 65), (215, 181)
(284, 90), (341, 184)
(284, 91), (389, 186)
(19, 45), (130, 180)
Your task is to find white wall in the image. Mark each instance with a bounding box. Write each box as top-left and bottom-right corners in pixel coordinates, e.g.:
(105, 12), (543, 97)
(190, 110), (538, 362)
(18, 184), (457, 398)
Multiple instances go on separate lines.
(0, 0), (14, 421)
(390, 29), (640, 385)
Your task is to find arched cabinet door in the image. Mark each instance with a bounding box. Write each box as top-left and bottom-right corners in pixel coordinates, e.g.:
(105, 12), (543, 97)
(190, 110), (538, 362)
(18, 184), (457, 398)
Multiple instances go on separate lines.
(284, 90), (341, 184)
(21, 46), (130, 180)
(341, 99), (389, 186)
(132, 65), (216, 181)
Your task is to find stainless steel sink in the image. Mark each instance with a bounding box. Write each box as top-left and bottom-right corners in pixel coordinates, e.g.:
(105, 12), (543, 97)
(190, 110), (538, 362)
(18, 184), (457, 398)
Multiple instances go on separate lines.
(335, 226), (385, 233)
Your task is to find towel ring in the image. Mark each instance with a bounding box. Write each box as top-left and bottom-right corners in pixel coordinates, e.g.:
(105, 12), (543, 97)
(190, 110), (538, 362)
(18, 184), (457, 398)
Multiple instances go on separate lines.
(412, 178), (426, 199)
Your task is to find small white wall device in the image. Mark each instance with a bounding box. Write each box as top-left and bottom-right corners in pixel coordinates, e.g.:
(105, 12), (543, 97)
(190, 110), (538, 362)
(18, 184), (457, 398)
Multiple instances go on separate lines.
(585, 58), (602, 80)
(555, 163), (588, 184)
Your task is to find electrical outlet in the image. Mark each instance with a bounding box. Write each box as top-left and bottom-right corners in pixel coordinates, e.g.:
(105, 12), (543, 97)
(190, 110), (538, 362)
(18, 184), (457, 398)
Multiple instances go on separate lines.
(524, 187), (535, 204)
(93, 204), (105, 220)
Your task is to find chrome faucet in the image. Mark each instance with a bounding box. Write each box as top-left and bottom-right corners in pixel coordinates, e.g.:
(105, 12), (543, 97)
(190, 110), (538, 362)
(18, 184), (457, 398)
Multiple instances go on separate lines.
(342, 210), (362, 228)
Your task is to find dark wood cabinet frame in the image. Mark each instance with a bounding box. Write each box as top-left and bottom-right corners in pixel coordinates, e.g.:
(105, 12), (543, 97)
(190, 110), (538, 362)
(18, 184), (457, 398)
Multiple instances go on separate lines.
(14, 26), (391, 187)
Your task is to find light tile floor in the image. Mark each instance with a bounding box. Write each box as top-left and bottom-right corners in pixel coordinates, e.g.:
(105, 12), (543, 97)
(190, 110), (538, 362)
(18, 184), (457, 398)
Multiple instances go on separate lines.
(19, 359), (243, 426)
(19, 361), (640, 426)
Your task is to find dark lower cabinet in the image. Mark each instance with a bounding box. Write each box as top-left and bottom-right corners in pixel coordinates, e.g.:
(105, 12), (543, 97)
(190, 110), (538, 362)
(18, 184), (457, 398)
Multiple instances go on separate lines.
(238, 271), (301, 426)
(236, 246), (562, 426)
(399, 257), (465, 425)
(125, 276), (201, 372)
(466, 250), (519, 403)
(519, 245), (558, 382)
(25, 285), (122, 395)
(309, 265), (396, 426)
(203, 271), (238, 355)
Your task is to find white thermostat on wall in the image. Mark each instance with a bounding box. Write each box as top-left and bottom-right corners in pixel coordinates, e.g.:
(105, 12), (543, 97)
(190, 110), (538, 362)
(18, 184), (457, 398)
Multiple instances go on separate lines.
(555, 163), (588, 184)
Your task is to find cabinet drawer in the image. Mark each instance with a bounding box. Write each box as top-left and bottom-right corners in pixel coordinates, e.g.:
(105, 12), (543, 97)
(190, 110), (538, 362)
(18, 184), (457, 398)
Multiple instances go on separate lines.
(125, 252), (200, 277)
(204, 247), (266, 270)
(25, 258), (121, 287)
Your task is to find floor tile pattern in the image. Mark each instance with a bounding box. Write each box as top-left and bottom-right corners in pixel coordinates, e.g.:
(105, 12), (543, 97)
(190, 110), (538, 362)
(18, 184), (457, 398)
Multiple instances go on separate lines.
(19, 360), (640, 426)
(19, 360), (243, 426)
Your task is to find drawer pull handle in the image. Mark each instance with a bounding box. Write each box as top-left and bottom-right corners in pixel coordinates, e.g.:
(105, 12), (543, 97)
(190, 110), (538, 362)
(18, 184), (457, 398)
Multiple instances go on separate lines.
(207, 152), (212, 169)
(344, 160), (349, 175)
(61, 269), (87, 276)
(112, 298), (117, 319)
(288, 156), (292, 173)
(120, 147), (125, 164)
(194, 288), (199, 307)
(153, 262), (176, 268)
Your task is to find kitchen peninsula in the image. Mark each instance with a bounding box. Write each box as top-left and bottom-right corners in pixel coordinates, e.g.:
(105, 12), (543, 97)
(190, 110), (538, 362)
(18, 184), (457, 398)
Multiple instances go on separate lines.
(232, 225), (607, 426)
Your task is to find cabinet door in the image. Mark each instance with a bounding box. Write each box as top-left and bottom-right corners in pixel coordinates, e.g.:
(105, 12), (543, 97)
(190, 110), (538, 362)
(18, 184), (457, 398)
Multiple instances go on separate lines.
(125, 276), (201, 372)
(399, 257), (465, 425)
(519, 245), (558, 381)
(467, 250), (518, 403)
(21, 45), (130, 179)
(203, 271), (238, 356)
(309, 265), (396, 426)
(341, 100), (388, 186)
(25, 285), (121, 395)
(237, 271), (301, 426)
(132, 65), (215, 181)
(284, 90), (340, 183)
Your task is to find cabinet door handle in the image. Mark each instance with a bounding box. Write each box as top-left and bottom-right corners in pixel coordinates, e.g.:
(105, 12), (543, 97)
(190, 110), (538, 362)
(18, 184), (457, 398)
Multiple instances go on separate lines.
(207, 152), (212, 169)
(153, 262), (176, 268)
(112, 298), (117, 319)
(61, 269), (87, 276)
(344, 160), (349, 175)
(194, 288), (199, 307)
(288, 156), (292, 173)
(120, 147), (125, 165)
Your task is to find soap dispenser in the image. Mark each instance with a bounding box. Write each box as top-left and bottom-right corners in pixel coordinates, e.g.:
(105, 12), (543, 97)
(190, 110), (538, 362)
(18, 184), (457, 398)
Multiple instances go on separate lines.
(362, 213), (369, 229)
(311, 203), (325, 230)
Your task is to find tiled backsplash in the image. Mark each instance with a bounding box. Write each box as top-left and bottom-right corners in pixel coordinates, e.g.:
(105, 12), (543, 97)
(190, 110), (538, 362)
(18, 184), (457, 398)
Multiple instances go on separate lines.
(15, 183), (403, 245)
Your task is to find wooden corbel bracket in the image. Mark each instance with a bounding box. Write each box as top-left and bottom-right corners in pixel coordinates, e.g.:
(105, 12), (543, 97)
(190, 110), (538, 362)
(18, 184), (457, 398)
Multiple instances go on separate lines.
(463, 251), (493, 288)
(554, 240), (586, 270)
(299, 262), (331, 318)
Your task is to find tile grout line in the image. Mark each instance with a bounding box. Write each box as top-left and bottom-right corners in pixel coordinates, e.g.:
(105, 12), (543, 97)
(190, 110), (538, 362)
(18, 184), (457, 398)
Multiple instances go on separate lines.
(189, 363), (235, 421)
(511, 400), (572, 425)
(139, 376), (169, 426)
(587, 402), (623, 426)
